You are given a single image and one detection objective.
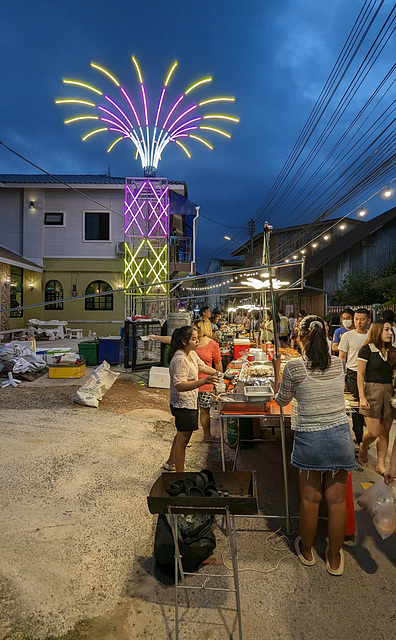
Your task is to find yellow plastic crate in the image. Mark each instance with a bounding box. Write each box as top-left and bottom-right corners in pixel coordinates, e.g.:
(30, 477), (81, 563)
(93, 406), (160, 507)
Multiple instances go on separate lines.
(48, 361), (86, 379)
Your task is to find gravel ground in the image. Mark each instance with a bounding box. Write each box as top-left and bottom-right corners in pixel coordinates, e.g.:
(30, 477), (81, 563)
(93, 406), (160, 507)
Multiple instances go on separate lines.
(0, 372), (395, 640)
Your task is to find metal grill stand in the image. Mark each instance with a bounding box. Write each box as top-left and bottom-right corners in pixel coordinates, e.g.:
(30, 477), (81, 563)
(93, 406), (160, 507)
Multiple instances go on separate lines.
(167, 504), (243, 640)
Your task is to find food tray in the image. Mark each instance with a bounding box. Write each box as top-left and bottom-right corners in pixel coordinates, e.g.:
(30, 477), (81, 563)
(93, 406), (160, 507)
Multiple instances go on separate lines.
(244, 385), (274, 402)
(147, 471), (258, 515)
(216, 392), (270, 412)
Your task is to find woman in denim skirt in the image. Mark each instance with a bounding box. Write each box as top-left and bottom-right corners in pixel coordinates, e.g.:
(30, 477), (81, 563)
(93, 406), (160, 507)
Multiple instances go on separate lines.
(273, 315), (356, 576)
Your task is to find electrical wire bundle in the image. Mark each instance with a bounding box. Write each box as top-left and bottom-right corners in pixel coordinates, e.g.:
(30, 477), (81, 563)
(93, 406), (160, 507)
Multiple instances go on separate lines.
(201, 0), (396, 266)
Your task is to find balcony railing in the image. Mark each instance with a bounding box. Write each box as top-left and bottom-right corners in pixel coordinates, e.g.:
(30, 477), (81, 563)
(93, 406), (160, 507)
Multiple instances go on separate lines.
(169, 237), (193, 264)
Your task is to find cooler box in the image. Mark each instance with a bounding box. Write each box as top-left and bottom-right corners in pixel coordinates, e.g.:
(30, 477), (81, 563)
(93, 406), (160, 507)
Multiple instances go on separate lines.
(148, 366), (171, 389)
(78, 341), (99, 366)
(233, 339), (250, 359)
(48, 361), (86, 379)
(98, 336), (124, 365)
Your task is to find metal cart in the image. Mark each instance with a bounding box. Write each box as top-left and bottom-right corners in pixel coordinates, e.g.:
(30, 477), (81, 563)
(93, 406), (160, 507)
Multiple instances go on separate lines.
(148, 471), (258, 640)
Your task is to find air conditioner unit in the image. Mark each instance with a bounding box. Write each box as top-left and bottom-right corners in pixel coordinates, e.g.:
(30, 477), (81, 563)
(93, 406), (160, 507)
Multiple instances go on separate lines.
(116, 241), (125, 256)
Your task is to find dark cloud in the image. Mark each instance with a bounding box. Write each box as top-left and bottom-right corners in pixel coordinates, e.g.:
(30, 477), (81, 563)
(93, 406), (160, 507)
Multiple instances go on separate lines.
(0, 1), (393, 270)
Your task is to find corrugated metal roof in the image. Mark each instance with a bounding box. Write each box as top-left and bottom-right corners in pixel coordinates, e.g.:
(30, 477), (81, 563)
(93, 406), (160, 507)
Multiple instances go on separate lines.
(305, 207), (396, 276)
(0, 174), (185, 185)
(0, 174), (126, 184)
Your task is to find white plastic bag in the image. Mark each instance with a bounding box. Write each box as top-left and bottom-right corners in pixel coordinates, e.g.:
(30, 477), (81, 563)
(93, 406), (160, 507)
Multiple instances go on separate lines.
(74, 360), (119, 408)
(357, 480), (395, 540)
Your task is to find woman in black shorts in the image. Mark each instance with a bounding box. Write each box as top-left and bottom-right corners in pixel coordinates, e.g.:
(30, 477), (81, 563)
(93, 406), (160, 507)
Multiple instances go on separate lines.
(162, 325), (219, 472)
(357, 320), (396, 474)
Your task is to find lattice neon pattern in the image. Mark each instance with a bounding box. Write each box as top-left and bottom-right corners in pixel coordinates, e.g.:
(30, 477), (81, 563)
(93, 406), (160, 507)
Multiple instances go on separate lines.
(125, 179), (169, 238)
(124, 240), (168, 295)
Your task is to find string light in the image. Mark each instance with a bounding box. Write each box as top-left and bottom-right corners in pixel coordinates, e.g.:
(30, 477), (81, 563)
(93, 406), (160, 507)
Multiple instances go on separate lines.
(339, 224), (346, 230)
(312, 243), (318, 248)
(323, 235), (329, 240)
(383, 185), (392, 198)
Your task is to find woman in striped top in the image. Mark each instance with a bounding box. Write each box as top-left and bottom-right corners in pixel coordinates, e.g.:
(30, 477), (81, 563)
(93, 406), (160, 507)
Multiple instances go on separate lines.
(273, 315), (355, 576)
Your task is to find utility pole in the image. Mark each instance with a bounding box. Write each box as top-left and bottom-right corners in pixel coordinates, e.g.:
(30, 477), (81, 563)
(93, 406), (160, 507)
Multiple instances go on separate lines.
(249, 219), (255, 266)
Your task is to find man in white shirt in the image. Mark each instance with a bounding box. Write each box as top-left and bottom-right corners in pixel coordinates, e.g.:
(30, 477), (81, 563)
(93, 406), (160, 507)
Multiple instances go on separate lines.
(338, 308), (370, 446)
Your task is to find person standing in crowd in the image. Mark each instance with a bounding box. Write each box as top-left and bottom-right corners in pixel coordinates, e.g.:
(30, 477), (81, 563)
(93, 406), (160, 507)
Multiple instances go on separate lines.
(328, 315), (341, 339)
(290, 310), (306, 351)
(261, 310), (274, 344)
(357, 320), (396, 475)
(193, 321), (223, 440)
(278, 310), (290, 345)
(338, 308), (370, 448)
(163, 326), (219, 472)
(382, 310), (396, 347)
(234, 310), (243, 325)
(332, 308), (355, 354)
(211, 308), (227, 342)
(197, 305), (212, 338)
(273, 315), (355, 575)
(288, 312), (296, 337)
(243, 311), (251, 332)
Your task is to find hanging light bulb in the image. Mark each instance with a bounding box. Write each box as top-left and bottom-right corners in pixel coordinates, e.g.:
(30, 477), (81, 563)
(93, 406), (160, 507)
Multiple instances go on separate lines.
(358, 206), (366, 217)
(285, 259), (290, 263)
(293, 255), (298, 260)
(339, 224), (346, 230)
(323, 235), (329, 241)
(300, 249), (306, 254)
(383, 185), (392, 198)
(312, 243), (318, 249)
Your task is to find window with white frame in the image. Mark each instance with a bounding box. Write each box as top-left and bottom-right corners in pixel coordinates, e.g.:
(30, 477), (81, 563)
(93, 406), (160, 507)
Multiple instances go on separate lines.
(84, 212), (110, 241)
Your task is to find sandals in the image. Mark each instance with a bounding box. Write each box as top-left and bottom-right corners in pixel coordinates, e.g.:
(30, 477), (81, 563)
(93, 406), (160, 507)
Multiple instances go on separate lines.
(294, 536), (315, 566)
(357, 445), (368, 467)
(325, 546), (345, 576)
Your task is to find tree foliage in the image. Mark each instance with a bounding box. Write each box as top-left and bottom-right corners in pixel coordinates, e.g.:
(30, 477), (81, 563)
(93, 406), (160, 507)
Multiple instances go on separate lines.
(332, 257), (396, 306)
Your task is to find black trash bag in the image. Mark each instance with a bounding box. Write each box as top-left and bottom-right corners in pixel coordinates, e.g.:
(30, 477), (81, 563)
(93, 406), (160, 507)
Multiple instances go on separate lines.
(154, 513), (216, 575)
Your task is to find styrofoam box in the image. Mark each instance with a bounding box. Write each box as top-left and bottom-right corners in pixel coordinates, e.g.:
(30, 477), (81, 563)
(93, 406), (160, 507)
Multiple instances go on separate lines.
(46, 348), (72, 364)
(148, 366), (170, 389)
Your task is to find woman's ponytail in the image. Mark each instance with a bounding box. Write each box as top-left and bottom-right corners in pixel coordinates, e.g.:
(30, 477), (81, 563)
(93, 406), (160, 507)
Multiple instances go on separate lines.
(299, 315), (330, 370)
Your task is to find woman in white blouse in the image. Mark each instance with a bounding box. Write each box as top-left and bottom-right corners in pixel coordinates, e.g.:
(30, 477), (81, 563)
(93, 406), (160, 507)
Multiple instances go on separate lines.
(163, 325), (219, 472)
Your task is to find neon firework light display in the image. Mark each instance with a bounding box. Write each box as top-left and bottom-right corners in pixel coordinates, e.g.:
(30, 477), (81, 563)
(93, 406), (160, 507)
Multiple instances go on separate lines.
(56, 57), (239, 177)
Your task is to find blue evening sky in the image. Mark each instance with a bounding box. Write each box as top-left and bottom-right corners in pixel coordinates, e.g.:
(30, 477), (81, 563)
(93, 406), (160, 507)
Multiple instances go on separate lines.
(0, 0), (394, 270)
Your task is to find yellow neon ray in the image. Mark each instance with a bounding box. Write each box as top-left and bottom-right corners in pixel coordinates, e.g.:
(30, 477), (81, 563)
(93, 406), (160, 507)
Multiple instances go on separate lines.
(175, 140), (191, 158)
(63, 80), (103, 95)
(189, 134), (213, 150)
(203, 115), (240, 122)
(64, 116), (99, 124)
(131, 56), (143, 84)
(198, 97), (235, 106)
(107, 137), (124, 152)
(164, 61), (178, 86)
(55, 99), (96, 106)
(82, 127), (108, 141)
(91, 63), (120, 87)
(199, 125), (231, 138)
(185, 77), (212, 95)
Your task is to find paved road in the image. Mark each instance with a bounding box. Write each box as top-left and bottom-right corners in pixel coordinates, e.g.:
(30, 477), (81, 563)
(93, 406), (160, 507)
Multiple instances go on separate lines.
(0, 372), (395, 640)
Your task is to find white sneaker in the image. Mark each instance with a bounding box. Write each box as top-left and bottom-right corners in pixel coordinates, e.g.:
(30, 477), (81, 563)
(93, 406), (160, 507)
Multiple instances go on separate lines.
(162, 462), (176, 471)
